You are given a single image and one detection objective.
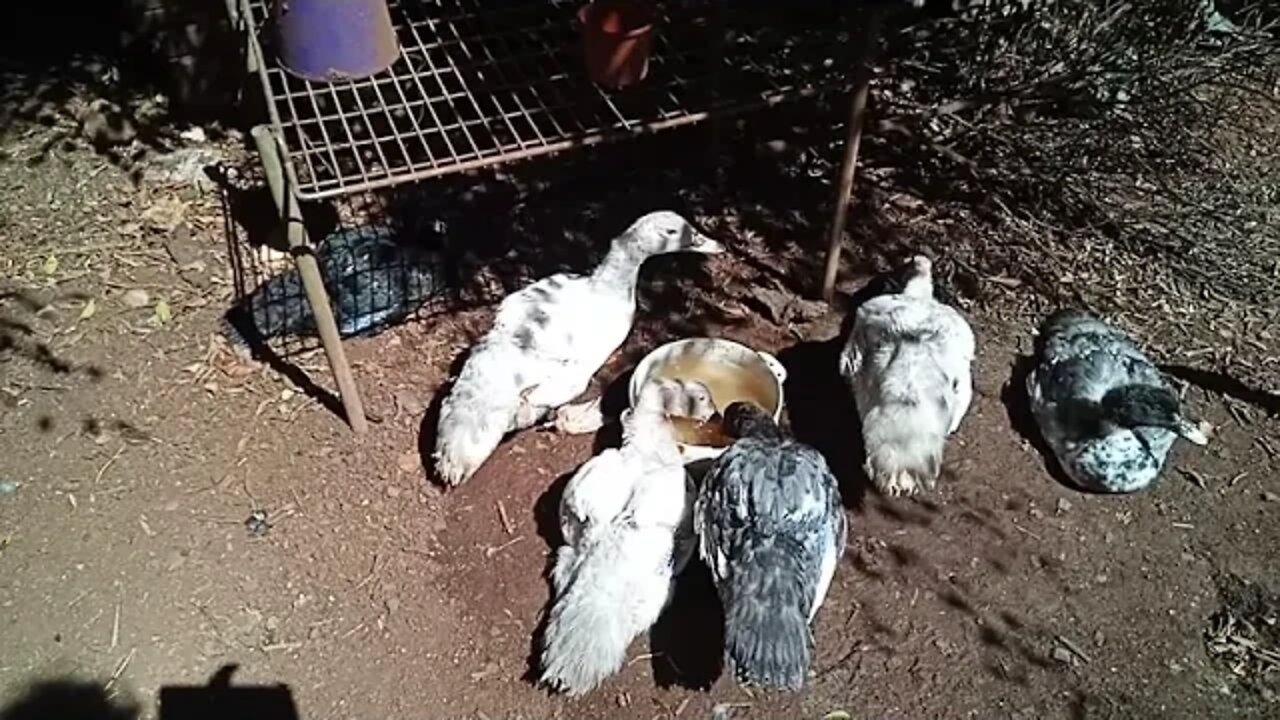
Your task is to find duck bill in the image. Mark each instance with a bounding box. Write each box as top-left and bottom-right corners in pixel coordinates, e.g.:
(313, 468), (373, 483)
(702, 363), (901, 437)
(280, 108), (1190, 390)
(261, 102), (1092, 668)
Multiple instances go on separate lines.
(689, 229), (724, 254)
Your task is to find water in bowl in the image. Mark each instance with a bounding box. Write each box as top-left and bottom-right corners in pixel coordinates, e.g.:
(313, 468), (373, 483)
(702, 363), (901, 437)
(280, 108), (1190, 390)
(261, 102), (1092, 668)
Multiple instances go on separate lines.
(653, 352), (779, 448)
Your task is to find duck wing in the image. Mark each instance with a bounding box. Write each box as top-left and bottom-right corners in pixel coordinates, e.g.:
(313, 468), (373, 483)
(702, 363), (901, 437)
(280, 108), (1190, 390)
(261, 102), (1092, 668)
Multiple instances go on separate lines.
(696, 439), (842, 603)
(490, 273), (594, 360)
(558, 449), (634, 549)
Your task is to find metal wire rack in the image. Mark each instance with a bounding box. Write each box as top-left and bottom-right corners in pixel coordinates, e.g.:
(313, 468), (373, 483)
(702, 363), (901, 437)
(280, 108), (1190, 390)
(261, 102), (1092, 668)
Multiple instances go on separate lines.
(240, 0), (857, 200)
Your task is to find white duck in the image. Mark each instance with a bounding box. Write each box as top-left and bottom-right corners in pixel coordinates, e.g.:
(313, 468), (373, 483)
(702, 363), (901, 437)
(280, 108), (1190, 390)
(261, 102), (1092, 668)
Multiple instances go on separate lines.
(1026, 309), (1210, 493)
(539, 378), (717, 696)
(433, 211), (722, 487)
(838, 255), (975, 496)
(695, 401), (846, 691)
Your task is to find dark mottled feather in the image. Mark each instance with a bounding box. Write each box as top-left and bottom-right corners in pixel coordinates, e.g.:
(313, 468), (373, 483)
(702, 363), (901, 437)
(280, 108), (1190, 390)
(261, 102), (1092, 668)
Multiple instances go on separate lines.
(696, 409), (845, 690)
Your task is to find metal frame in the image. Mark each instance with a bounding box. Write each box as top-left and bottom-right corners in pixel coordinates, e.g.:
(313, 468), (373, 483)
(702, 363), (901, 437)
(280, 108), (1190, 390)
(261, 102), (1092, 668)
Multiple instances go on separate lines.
(227, 0), (877, 433)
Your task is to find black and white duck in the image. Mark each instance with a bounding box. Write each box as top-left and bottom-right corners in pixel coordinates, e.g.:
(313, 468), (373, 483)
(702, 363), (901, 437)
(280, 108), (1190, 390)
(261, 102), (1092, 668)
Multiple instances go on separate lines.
(694, 401), (846, 691)
(433, 211), (722, 487)
(1026, 309), (1211, 493)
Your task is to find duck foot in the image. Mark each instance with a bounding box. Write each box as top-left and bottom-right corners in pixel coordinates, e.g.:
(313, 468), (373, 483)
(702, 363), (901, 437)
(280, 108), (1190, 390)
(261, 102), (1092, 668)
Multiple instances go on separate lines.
(550, 397), (606, 435)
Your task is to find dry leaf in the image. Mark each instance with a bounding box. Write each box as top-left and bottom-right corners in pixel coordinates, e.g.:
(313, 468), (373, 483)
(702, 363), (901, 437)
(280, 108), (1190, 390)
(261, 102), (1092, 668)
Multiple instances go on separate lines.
(824, 713), (852, 720)
(153, 299), (172, 325)
(78, 298), (97, 320)
(42, 254), (59, 275)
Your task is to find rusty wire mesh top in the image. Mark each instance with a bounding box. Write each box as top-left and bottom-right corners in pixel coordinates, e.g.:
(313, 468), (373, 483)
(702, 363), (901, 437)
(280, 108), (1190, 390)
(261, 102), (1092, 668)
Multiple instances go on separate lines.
(241, 0), (858, 200)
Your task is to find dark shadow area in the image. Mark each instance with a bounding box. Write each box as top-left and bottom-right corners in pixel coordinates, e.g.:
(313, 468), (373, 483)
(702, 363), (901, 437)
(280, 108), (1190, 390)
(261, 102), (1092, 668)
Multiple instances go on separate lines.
(158, 664), (299, 720)
(648, 559), (725, 690)
(0, 1), (241, 187)
(0, 679), (138, 720)
(2, 289), (109, 435)
(1160, 363), (1280, 416)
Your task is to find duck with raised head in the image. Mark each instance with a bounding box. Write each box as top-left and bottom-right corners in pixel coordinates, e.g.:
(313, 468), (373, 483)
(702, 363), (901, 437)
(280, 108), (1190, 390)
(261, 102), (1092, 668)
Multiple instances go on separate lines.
(838, 255), (976, 496)
(1026, 309), (1211, 493)
(432, 211), (722, 487)
(694, 401), (846, 691)
(539, 378), (717, 696)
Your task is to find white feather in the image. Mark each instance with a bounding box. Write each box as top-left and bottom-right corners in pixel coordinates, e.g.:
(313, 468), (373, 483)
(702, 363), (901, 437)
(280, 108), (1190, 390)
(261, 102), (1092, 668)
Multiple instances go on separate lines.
(539, 381), (711, 696)
(839, 256), (975, 496)
(433, 211), (722, 486)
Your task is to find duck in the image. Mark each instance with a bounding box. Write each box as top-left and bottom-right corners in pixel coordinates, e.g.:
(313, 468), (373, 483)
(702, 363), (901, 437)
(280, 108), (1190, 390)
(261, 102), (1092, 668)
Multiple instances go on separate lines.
(1025, 309), (1211, 493)
(837, 255), (976, 496)
(432, 211), (722, 487)
(222, 225), (449, 349)
(539, 378), (718, 696)
(694, 401), (846, 691)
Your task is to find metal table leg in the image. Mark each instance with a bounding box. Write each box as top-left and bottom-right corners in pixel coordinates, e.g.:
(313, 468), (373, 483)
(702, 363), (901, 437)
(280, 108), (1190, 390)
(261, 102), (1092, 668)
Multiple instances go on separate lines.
(821, 6), (885, 303)
(250, 125), (370, 434)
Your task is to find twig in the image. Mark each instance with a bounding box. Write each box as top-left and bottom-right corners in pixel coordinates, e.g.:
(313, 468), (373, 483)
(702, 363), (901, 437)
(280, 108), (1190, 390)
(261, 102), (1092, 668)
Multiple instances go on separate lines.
(1011, 522), (1042, 541)
(103, 647), (136, 691)
(111, 602), (121, 648)
(94, 445), (126, 485)
(1177, 467), (1208, 489)
(1227, 471), (1249, 488)
(262, 641), (304, 653)
(484, 536), (524, 558)
(290, 485), (306, 515)
(496, 501), (514, 536)
(1055, 634), (1092, 663)
(354, 554), (380, 591)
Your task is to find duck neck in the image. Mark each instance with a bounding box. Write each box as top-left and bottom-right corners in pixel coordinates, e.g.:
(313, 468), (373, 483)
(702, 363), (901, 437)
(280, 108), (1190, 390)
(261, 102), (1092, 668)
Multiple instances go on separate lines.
(590, 239), (647, 297)
(621, 408), (681, 462)
(902, 275), (934, 300)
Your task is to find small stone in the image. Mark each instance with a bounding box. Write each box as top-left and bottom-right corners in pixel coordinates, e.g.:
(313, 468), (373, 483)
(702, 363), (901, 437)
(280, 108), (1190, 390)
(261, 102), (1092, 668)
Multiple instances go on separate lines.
(1056, 498), (1072, 514)
(1093, 629), (1105, 646)
(1051, 646), (1075, 665)
(397, 452), (421, 473)
(121, 288), (151, 308)
(385, 485), (402, 499)
(1262, 491), (1280, 503)
(1028, 507), (1045, 520)
(385, 598), (400, 615)
(0, 480), (18, 496)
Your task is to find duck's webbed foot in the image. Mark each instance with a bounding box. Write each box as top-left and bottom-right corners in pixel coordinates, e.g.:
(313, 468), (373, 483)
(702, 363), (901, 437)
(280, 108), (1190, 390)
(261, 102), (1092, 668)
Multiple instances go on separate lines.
(548, 397), (605, 435)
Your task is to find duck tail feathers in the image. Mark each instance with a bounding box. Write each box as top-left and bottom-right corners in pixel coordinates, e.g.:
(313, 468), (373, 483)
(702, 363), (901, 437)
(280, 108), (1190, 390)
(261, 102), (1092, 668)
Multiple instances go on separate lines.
(1175, 417), (1210, 446)
(540, 536), (666, 696)
(432, 348), (522, 487)
(722, 539), (812, 691)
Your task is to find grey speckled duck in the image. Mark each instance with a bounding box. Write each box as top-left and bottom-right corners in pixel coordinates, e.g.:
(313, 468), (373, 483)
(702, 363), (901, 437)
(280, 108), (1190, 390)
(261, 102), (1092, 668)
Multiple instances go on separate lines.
(1026, 309), (1210, 493)
(694, 402), (846, 691)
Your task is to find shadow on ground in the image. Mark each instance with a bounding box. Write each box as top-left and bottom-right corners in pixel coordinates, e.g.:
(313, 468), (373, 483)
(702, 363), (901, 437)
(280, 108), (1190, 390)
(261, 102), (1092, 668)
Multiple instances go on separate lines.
(0, 679), (138, 720)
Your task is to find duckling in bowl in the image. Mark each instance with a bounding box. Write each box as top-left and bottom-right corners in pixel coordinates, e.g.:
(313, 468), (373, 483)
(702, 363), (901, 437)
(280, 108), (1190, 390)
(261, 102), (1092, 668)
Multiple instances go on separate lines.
(629, 338), (788, 462)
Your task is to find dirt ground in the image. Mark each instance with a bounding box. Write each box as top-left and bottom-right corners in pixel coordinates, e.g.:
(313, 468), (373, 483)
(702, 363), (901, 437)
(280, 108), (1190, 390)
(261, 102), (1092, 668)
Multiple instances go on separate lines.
(2, 96), (1279, 720)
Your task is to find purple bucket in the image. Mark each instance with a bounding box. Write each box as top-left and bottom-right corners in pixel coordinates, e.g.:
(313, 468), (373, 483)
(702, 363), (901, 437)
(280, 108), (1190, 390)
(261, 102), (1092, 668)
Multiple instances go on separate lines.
(275, 0), (400, 83)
